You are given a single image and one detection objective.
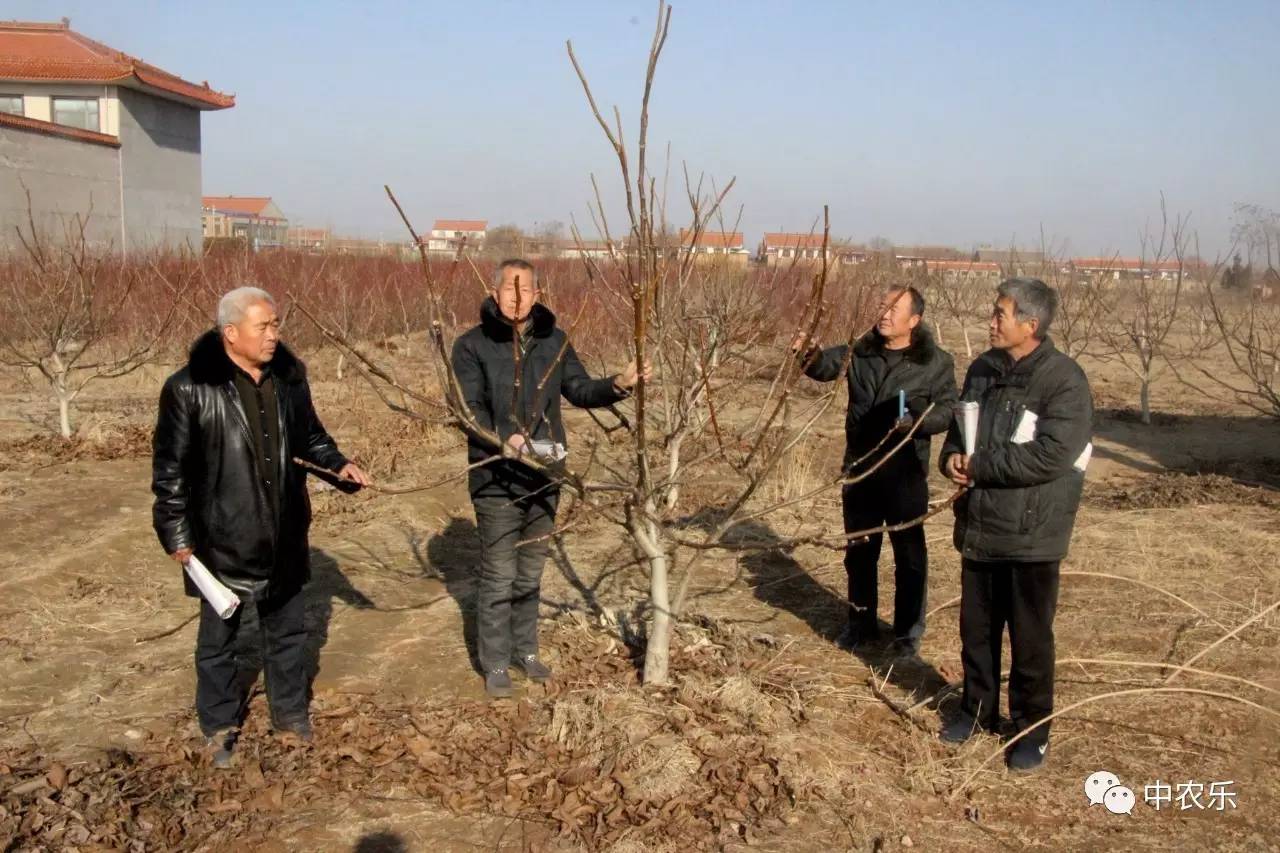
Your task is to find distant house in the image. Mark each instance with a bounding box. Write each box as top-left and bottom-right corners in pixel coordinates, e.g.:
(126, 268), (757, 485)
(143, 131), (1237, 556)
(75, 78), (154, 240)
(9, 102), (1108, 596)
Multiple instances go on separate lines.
(286, 226), (331, 252)
(760, 232), (832, 265)
(202, 196), (288, 250)
(426, 219), (486, 255)
(678, 228), (750, 265)
(1070, 257), (1184, 282)
(895, 246), (968, 269)
(0, 18), (234, 252)
(922, 259), (1003, 283)
(558, 238), (624, 260)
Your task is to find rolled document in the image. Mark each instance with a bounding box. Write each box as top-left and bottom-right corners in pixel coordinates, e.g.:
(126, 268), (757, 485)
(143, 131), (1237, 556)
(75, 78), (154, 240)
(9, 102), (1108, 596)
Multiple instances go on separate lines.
(954, 401), (980, 456)
(183, 554), (241, 619)
(529, 439), (568, 462)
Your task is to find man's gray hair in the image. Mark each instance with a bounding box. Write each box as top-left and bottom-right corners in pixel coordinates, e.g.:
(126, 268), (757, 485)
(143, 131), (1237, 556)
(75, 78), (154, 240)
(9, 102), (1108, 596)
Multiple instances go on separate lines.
(493, 258), (537, 289)
(997, 277), (1058, 339)
(217, 286), (276, 329)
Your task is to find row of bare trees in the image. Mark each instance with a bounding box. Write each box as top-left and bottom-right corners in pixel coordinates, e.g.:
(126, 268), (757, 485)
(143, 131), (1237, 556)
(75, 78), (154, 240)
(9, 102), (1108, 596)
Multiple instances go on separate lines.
(915, 202), (1279, 424)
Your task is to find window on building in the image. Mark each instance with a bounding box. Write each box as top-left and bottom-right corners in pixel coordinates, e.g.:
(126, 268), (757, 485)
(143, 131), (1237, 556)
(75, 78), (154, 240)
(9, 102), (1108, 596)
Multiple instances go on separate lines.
(0, 95), (22, 116)
(52, 97), (100, 131)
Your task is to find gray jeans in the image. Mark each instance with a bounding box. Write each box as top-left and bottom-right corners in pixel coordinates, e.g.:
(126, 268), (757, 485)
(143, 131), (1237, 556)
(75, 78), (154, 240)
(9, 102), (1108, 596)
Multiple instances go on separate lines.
(472, 492), (558, 673)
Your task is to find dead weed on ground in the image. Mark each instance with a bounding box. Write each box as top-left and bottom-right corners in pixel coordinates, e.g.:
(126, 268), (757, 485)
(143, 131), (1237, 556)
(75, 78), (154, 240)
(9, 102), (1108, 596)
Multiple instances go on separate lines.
(2, 615), (845, 851)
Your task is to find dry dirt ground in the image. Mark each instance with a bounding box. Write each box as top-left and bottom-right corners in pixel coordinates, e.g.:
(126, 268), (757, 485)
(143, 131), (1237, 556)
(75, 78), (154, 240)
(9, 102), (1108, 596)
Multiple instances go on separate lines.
(0, 340), (1277, 852)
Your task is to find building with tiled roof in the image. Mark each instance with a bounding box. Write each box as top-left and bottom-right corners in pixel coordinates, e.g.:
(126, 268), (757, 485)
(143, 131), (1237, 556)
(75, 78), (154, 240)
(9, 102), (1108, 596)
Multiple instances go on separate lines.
(425, 219), (487, 255)
(202, 197), (288, 249)
(0, 19), (233, 252)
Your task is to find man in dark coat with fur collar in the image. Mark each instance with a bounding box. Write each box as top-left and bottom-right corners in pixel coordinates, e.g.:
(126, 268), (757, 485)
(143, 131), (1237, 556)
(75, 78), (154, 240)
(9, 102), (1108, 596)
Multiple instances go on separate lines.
(794, 286), (957, 656)
(451, 259), (649, 698)
(152, 286), (369, 767)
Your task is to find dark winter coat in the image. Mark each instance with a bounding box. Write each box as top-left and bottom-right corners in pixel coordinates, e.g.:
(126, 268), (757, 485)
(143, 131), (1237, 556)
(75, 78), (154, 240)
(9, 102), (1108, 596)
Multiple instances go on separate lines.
(451, 297), (626, 497)
(802, 326), (958, 477)
(152, 331), (351, 602)
(939, 338), (1093, 563)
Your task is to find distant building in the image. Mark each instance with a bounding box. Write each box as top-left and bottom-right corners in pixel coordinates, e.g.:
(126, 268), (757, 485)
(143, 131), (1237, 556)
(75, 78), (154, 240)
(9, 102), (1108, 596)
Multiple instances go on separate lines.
(0, 18), (233, 252)
(678, 228), (750, 265)
(895, 246), (969, 268)
(426, 219), (486, 255)
(760, 232), (832, 265)
(557, 238), (624, 260)
(202, 196), (288, 250)
(1070, 257), (1184, 282)
(286, 226), (331, 252)
(922, 259), (1003, 284)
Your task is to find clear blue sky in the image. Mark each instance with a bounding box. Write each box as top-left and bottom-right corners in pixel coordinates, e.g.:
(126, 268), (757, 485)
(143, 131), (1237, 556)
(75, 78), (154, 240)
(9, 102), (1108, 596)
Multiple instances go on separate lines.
(15, 1), (1279, 254)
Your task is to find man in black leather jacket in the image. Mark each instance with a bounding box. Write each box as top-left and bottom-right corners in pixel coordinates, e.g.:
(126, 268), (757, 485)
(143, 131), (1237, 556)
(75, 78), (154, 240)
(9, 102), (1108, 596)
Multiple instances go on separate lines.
(451, 259), (648, 698)
(152, 286), (369, 766)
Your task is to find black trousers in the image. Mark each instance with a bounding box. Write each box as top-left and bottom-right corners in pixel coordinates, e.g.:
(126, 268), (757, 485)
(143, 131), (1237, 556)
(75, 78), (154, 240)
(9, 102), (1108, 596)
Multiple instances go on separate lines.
(194, 585), (308, 736)
(959, 559), (1060, 745)
(841, 468), (929, 645)
(472, 492), (559, 673)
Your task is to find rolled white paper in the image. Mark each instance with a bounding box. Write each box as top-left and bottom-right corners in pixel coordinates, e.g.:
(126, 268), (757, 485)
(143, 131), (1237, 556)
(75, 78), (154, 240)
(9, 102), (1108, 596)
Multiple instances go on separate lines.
(184, 554), (241, 619)
(954, 401), (980, 456)
(529, 439), (568, 462)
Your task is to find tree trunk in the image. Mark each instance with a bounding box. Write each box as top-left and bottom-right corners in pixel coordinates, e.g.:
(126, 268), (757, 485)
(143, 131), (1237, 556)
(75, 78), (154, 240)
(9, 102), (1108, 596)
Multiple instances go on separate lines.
(961, 323), (974, 358)
(1140, 378), (1151, 425)
(336, 351), (346, 381)
(631, 512), (671, 685)
(58, 391), (73, 439)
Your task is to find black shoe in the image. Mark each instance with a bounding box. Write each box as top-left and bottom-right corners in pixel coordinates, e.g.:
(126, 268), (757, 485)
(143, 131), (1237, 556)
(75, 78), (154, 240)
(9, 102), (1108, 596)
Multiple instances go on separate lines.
(485, 669), (513, 698)
(202, 728), (238, 769)
(274, 717), (313, 743)
(889, 638), (921, 661)
(514, 655), (552, 683)
(835, 621), (879, 651)
(1007, 738), (1048, 772)
(940, 713), (980, 745)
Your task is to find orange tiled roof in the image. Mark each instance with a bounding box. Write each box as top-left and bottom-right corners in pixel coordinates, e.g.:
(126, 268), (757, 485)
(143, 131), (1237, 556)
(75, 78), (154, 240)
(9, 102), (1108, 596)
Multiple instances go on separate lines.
(924, 260), (1002, 272)
(0, 20), (233, 110)
(0, 109), (119, 147)
(1072, 257), (1183, 272)
(203, 196), (279, 218)
(433, 220), (487, 232)
(680, 228), (744, 249)
(762, 232), (827, 250)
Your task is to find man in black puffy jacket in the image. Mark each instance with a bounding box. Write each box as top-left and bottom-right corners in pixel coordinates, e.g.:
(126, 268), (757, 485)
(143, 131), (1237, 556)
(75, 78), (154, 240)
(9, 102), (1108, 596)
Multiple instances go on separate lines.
(938, 277), (1092, 772)
(152, 286), (369, 766)
(795, 286), (957, 656)
(451, 259), (649, 698)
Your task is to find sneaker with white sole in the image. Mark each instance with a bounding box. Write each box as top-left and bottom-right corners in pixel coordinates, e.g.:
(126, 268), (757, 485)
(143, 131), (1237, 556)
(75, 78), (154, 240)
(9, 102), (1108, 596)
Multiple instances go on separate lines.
(485, 668), (513, 698)
(514, 655), (552, 683)
(202, 728), (238, 769)
(1007, 738), (1049, 771)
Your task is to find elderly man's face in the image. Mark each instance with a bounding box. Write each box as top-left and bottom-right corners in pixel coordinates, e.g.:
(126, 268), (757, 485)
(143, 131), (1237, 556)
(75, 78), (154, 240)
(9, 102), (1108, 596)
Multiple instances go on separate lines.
(989, 295), (1036, 352)
(224, 300), (280, 367)
(493, 267), (539, 323)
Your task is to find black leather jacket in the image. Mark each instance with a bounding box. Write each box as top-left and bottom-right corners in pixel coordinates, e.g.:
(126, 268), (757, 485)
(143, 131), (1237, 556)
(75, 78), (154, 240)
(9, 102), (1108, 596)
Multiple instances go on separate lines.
(152, 331), (351, 601)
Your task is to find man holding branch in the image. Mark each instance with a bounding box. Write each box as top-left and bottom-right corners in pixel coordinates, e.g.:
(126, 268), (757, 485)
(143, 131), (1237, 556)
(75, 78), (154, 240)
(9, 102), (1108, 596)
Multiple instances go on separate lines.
(794, 286), (957, 657)
(939, 277), (1092, 771)
(451, 259), (650, 698)
(152, 287), (369, 768)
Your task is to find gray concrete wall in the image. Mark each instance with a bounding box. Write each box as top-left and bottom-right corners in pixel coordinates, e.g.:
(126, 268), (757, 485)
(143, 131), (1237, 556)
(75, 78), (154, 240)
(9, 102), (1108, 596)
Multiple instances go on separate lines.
(117, 88), (203, 254)
(0, 124), (123, 252)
